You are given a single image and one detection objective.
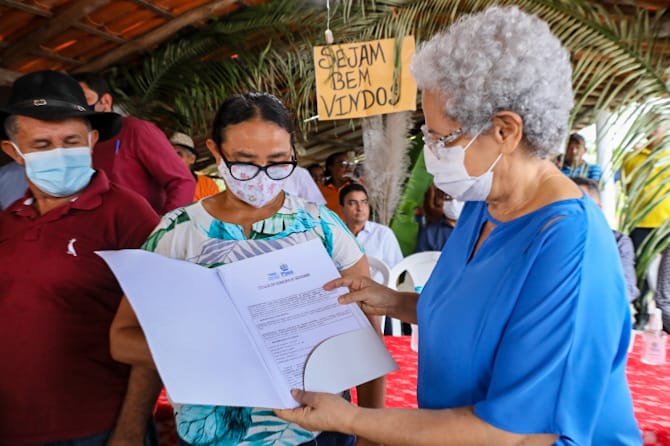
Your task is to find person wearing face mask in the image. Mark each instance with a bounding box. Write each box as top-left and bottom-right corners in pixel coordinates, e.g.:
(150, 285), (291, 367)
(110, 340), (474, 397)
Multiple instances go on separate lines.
(415, 183), (461, 253)
(0, 70), (161, 446)
(109, 92), (385, 446)
(275, 6), (640, 445)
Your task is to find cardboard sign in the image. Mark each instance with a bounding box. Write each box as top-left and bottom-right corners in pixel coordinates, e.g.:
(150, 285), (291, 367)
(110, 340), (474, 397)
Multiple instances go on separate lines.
(313, 36), (417, 120)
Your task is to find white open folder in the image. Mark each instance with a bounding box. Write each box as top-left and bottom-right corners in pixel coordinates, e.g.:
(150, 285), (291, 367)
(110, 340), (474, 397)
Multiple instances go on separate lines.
(97, 238), (397, 409)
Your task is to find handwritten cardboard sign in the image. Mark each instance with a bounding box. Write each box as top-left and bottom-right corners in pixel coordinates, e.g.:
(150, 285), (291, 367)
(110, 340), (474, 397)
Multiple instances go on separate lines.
(313, 36), (417, 120)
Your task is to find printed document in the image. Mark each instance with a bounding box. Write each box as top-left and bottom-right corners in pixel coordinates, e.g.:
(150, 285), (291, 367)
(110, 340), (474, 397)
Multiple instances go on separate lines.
(98, 238), (397, 408)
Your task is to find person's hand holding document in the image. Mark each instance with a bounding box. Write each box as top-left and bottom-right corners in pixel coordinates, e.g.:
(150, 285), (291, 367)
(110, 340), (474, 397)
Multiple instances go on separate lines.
(98, 238), (397, 409)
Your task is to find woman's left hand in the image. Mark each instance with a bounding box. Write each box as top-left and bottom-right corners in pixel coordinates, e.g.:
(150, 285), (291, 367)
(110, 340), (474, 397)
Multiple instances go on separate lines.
(274, 389), (358, 434)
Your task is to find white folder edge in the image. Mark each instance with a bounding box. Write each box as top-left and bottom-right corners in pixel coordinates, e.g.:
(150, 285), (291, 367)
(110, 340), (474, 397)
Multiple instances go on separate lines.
(304, 327), (398, 394)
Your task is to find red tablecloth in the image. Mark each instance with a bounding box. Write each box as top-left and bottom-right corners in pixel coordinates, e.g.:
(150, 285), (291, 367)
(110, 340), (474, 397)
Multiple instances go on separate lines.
(156, 333), (670, 445)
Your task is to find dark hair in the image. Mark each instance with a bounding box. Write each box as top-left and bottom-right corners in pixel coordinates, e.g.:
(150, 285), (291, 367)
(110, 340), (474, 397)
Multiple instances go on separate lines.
(571, 176), (600, 200)
(324, 151), (349, 182)
(71, 72), (112, 97)
(211, 92), (295, 150)
(339, 182), (367, 206)
(306, 163), (322, 173)
(568, 133), (585, 146)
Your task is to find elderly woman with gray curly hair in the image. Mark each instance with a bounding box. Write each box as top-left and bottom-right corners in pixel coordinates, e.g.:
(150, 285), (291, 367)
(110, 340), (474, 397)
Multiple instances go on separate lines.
(277, 6), (641, 446)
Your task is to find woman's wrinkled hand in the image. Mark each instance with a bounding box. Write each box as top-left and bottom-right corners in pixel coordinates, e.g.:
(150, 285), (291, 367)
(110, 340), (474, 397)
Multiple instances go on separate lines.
(274, 389), (358, 434)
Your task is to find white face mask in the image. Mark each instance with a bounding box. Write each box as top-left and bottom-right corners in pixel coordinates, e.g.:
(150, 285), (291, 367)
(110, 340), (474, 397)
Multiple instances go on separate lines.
(423, 131), (502, 202)
(442, 199), (464, 220)
(217, 159), (288, 208)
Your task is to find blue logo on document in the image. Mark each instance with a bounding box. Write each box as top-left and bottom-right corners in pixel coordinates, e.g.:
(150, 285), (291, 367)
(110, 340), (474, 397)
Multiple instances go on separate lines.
(267, 264), (294, 282)
(279, 263), (294, 277)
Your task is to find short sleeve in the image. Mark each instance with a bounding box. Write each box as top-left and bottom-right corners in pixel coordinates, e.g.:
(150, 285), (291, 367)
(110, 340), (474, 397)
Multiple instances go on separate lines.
(473, 211), (629, 443)
(318, 205), (364, 271)
(141, 207), (192, 259)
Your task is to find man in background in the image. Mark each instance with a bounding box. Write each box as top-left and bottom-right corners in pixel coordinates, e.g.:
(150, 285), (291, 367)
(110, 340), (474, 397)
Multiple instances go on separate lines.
(416, 183), (460, 252)
(73, 72), (195, 214)
(561, 133), (602, 181)
(170, 132), (223, 201)
(339, 183), (403, 272)
(307, 162), (325, 186)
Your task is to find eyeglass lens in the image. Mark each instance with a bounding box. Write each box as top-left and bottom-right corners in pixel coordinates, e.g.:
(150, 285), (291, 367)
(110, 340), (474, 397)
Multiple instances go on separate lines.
(229, 162), (295, 181)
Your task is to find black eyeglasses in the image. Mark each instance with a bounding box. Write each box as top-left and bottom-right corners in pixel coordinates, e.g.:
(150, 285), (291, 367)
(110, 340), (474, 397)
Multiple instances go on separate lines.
(221, 153), (297, 181)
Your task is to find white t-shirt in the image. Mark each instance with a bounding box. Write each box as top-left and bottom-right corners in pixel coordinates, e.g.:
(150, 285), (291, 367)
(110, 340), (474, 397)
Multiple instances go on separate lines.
(283, 166), (326, 204)
(356, 221), (403, 281)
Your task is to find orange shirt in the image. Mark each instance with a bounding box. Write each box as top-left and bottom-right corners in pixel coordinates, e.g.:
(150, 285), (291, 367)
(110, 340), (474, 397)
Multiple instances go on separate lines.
(319, 183), (343, 218)
(193, 175), (222, 201)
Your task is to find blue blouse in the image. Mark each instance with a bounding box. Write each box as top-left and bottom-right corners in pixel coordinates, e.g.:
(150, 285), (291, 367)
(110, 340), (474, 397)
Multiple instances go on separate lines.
(416, 196), (641, 445)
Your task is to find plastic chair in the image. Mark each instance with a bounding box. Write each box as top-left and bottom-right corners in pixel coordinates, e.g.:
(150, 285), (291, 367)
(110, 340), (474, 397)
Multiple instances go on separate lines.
(367, 255), (390, 286)
(386, 251), (442, 337)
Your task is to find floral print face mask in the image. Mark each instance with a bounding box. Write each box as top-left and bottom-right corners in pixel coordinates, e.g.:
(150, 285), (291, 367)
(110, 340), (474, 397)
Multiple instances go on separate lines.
(217, 158), (289, 208)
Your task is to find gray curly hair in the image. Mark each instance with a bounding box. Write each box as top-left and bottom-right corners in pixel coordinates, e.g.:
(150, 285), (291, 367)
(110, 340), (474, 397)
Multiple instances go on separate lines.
(410, 6), (574, 159)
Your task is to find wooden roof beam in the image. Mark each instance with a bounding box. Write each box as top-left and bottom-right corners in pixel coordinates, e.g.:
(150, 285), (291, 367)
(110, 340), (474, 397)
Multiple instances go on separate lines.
(74, 0), (240, 74)
(74, 23), (126, 44)
(32, 49), (84, 66)
(130, 0), (174, 19)
(0, 0), (112, 67)
(0, 0), (51, 17)
(0, 1), (125, 45)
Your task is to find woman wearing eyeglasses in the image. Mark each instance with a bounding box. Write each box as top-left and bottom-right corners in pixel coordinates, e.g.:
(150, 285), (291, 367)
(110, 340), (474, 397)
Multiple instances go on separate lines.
(110, 92), (384, 446)
(276, 6), (640, 446)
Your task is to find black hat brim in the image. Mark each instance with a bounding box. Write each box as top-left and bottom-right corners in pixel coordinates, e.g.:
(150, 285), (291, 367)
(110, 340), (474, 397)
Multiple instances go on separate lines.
(0, 105), (122, 142)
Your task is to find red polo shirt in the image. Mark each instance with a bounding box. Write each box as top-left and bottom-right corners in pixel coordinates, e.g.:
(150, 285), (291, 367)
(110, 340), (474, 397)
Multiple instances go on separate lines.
(0, 171), (159, 445)
(93, 116), (195, 215)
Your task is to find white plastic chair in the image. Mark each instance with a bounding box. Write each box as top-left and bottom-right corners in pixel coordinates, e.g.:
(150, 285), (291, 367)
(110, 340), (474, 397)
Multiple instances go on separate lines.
(386, 251), (442, 338)
(367, 255), (391, 286)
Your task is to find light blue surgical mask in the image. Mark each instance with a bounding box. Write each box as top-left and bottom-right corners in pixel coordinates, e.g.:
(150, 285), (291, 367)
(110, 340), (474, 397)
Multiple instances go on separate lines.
(11, 141), (94, 197)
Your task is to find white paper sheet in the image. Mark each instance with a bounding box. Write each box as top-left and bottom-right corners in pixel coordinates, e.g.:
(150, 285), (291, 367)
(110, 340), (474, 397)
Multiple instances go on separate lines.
(97, 239), (397, 409)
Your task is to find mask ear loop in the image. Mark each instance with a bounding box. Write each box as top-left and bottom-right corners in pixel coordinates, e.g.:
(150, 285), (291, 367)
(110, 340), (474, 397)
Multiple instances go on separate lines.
(487, 152), (503, 173)
(462, 129), (484, 152)
(461, 128), (502, 173)
(8, 141), (25, 160)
